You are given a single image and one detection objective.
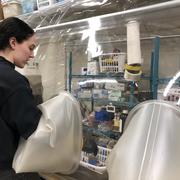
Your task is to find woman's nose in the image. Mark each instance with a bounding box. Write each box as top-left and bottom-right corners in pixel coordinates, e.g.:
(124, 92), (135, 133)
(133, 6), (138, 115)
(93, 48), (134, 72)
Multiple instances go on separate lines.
(29, 52), (34, 58)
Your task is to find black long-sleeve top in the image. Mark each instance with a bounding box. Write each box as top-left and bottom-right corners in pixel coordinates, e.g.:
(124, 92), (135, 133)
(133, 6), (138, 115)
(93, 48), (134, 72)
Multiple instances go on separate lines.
(0, 56), (42, 170)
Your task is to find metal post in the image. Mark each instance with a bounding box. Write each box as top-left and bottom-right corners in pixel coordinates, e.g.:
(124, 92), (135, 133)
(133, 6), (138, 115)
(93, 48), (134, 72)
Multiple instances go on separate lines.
(68, 52), (72, 92)
(150, 37), (160, 99)
(130, 81), (135, 107)
(150, 51), (154, 98)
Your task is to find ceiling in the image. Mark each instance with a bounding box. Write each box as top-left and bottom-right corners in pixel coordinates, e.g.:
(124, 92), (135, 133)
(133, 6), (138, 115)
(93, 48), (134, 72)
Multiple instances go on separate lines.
(19, 0), (180, 42)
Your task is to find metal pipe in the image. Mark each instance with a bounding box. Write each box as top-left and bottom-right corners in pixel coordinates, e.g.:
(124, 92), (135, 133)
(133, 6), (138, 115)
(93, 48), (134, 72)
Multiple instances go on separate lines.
(64, 34), (180, 47)
(35, 0), (180, 32)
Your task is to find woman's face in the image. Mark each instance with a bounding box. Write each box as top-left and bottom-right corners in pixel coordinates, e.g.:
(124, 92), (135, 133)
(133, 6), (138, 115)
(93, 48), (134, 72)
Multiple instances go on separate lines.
(12, 34), (37, 68)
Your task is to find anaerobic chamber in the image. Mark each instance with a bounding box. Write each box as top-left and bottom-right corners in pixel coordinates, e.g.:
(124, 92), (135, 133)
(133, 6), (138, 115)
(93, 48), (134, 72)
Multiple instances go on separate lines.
(107, 100), (180, 180)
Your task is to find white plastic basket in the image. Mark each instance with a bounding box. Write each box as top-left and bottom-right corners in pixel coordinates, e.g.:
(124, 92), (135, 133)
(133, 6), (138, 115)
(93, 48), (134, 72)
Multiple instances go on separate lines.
(99, 53), (126, 73)
(80, 146), (112, 174)
(37, 0), (71, 9)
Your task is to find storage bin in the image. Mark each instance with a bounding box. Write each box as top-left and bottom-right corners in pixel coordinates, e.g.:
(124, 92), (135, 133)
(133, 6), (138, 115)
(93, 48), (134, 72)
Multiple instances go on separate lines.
(37, 0), (71, 9)
(99, 53), (126, 73)
(55, 0), (71, 5)
(37, 0), (54, 9)
(2, 1), (22, 18)
(80, 146), (111, 174)
(21, 0), (37, 14)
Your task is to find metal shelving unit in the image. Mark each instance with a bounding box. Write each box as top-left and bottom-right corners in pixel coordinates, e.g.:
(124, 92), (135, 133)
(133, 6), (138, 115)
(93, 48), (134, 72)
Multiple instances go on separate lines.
(67, 37), (160, 110)
(150, 36), (160, 99)
(18, 1), (180, 103)
(67, 52), (140, 111)
(83, 124), (121, 140)
(150, 37), (180, 99)
(78, 98), (136, 108)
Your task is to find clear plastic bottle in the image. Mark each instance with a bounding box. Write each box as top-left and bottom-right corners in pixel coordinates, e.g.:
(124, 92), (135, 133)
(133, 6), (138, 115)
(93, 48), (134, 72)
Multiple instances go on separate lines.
(113, 113), (120, 132)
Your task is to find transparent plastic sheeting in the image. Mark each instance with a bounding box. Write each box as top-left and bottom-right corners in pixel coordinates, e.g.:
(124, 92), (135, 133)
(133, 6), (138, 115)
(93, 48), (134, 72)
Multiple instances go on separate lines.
(107, 100), (180, 180)
(13, 91), (82, 174)
(21, 0), (172, 31)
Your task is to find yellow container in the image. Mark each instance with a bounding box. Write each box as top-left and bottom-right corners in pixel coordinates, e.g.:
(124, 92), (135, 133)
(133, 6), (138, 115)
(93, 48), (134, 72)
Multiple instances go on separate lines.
(2, 1), (22, 18)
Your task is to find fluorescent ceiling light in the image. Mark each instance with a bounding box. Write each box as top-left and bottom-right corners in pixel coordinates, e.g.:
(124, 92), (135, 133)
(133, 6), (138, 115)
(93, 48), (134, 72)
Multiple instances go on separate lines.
(81, 17), (103, 57)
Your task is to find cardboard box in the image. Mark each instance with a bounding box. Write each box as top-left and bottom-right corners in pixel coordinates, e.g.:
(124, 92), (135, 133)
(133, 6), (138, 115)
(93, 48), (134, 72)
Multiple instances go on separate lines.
(2, 1), (22, 18)
(0, 3), (4, 20)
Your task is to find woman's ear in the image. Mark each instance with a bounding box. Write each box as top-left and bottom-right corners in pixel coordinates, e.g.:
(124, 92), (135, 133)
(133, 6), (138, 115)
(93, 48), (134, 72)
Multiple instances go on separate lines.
(9, 37), (17, 50)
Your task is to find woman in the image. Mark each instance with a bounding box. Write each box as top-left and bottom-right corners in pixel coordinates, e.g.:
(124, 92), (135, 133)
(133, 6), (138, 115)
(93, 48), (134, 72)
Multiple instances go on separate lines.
(0, 17), (43, 179)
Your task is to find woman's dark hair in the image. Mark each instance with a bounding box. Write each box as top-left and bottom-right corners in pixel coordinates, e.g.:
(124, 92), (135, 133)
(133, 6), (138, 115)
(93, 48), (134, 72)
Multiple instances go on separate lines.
(0, 17), (34, 50)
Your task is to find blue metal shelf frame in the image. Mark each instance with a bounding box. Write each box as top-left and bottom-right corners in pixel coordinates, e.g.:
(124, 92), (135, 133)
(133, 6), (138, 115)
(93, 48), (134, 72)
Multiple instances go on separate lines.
(150, 37), (160, 99)
(68, 52), (72, 92)
(77, 98), (137, 108)
(67, 36), (161, 108)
